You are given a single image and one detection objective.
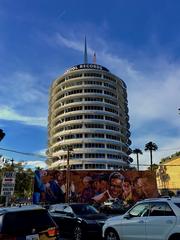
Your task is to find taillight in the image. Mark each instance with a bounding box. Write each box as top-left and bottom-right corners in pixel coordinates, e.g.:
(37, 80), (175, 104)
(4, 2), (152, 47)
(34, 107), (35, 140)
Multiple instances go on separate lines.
(47, 227), (59, 237)
(0, 234), (16, 240)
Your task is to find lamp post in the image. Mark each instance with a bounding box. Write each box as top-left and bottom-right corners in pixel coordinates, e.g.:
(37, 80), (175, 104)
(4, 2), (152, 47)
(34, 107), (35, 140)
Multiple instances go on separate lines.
(63, 145), (73, 203)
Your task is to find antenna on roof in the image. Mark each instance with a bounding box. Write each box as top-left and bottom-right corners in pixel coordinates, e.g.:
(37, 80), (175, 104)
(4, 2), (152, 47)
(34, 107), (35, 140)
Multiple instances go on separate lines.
(84, 36), (88, 64)
(93, 52), (96, 64)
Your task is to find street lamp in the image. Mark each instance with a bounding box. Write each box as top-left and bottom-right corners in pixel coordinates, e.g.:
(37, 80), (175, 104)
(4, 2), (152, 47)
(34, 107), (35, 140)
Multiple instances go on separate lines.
(62, 145), (73, 203)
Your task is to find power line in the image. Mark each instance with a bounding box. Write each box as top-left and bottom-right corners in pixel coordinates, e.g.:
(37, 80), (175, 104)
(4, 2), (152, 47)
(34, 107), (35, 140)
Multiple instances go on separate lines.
(131, 147), (180, 153)
(158, 147), (180, 152)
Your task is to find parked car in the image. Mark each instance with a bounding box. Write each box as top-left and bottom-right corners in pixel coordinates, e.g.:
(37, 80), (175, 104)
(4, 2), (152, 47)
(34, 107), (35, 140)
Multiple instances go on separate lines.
(49, 203), (108, 240)
(99, 198), (133, 215)
(103, 197), (180, 240)
(0, 205), (59, 240)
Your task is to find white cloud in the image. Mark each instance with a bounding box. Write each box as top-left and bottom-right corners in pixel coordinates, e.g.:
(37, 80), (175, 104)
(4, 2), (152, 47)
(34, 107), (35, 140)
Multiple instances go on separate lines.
(128, 65), (180, 129)
(0, 71), (48, 126)
(0, 105), (47, 127)
(56, 34), (83, 52)
(21, 160), (47, 169)
(56, 33), (94, 55)
(36, 148), (47, 156)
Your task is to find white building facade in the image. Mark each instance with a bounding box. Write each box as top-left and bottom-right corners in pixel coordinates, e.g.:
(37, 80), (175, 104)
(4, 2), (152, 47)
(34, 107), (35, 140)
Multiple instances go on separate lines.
(47, 64), (132, 170)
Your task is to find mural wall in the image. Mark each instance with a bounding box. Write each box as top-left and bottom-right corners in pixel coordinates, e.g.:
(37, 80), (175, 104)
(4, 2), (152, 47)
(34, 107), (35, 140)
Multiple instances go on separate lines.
(33, 170), (158, 207)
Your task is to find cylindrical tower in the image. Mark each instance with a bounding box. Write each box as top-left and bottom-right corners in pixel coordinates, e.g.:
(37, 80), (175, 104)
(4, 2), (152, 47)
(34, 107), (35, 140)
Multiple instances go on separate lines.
(47, 64), (131, 170)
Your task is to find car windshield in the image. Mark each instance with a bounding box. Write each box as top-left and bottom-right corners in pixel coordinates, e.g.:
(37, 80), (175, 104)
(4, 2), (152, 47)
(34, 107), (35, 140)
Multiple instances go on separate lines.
(71, 204), (99, 215)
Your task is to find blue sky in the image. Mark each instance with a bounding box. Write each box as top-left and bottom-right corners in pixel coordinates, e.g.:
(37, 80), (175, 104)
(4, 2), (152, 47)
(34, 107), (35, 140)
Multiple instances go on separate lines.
(0, 0), (179, 169)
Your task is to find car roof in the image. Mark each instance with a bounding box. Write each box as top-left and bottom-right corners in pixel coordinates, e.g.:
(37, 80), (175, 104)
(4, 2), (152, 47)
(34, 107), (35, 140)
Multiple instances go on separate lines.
(0, 205), (45, 214)
(138, 197), (180, 204)
(50, 203), (89, 207)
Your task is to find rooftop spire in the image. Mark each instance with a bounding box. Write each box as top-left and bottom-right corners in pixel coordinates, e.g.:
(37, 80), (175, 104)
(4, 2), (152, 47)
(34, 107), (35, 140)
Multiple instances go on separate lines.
(84, 36), (88, 64)
(93, 52), (96, 64)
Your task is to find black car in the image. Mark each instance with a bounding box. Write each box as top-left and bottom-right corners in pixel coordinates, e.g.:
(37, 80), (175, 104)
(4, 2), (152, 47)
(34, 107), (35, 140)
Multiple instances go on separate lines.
(49, 203), (108, 240)
(99, 199), (133, 215)
(0, 205), (59, 240)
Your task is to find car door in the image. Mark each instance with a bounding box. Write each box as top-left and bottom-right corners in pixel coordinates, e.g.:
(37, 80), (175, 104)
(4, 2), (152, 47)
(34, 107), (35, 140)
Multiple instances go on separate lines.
(50, 204), (69, 234)
(119, 202), (149, 240)
(146, 202), (176, 240)
(62, 205), (77, 234)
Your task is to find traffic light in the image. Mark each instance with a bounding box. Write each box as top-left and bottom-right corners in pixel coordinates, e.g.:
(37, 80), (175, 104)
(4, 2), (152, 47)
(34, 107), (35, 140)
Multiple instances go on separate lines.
(0, 129), (5, 141)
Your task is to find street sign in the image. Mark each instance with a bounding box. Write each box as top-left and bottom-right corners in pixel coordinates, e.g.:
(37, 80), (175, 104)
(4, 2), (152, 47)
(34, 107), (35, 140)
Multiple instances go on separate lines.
(1, 171), (16, 196)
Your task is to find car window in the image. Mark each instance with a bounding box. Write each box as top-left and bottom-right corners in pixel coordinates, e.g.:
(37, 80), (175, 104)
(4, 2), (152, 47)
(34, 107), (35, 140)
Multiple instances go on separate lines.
(63, 206), (73, 213)
(149, 202), (175, 216)
(1, 209), (55, 235)
(71, 204), (99, 215)
(128, 203), (149, 217)
(49, 204), (66, 213)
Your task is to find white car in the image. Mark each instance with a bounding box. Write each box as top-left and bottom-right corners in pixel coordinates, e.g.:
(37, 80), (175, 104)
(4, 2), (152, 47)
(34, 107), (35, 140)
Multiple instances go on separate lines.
(102, 197), (180, 240)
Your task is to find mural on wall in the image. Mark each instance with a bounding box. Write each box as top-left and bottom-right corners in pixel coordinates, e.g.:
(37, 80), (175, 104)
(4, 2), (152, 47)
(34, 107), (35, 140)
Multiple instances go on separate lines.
(33, 170), (159, 207)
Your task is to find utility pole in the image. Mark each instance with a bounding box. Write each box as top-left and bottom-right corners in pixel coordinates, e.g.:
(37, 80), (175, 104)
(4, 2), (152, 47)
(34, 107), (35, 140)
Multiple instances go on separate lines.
(10, 158), (14, 166)
(63, 145), (73, 203)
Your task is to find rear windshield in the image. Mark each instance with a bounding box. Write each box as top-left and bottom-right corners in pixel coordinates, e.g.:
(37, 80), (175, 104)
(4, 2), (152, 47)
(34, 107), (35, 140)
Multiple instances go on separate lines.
(174, 203), (180, 208)
(71, 204), (99, 215)
(2, 209), (55, 235)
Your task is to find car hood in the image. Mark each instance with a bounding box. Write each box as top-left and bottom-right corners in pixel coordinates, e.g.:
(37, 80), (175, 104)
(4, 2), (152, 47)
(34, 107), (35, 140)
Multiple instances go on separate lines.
(105, 214), (123, 224)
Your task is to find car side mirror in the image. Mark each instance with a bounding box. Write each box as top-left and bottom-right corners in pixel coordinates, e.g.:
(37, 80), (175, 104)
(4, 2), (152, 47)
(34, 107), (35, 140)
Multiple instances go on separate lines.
(124, 213), (132, 219)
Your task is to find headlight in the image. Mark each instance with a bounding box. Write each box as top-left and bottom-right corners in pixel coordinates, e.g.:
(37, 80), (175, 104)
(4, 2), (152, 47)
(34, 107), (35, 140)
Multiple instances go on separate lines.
(96, 220), (105, 226)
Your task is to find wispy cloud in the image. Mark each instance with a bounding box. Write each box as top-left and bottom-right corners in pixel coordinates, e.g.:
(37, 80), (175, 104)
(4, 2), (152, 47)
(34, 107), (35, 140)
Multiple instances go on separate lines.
(0, 71), (48, 126)
(0, 71), (48, 113)
(36, 148), (47, 156)
(0, 105), (47, 127)
(56, 34), (94, 55)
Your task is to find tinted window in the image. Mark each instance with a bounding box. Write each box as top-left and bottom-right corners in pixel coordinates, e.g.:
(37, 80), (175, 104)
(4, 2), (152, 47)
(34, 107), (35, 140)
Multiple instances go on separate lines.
(71, 205), (99, 215)
(2, 209), (55, 235)
(149, 202), (175, 216)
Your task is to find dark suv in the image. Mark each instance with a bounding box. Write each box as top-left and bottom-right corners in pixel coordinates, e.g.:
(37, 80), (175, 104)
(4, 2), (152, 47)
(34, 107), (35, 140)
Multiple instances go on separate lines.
(0, 205), (59, 240)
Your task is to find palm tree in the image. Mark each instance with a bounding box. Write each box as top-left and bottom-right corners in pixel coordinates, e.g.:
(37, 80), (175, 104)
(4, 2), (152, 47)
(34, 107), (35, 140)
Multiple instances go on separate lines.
(132, 148), (143, 171)
(145, 141), (158, 171)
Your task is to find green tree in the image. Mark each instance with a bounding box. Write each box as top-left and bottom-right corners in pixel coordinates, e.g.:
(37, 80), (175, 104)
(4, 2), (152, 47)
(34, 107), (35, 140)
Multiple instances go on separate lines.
(0, 162), (34, 201)
(147, 163), (158, 172)
(132, 148), (143, 171)
(145, 141), (158, 171)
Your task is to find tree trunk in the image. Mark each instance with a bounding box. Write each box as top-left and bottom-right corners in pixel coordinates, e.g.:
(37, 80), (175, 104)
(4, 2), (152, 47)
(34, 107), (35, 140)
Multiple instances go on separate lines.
(136, 153), (139, 171)
(150, 150), (153, 171)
